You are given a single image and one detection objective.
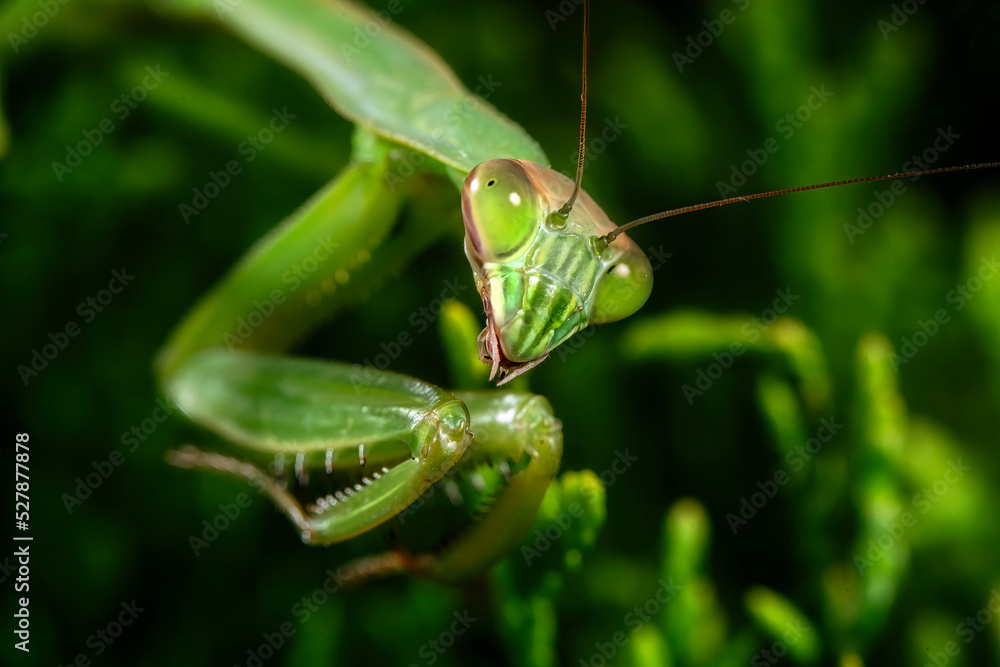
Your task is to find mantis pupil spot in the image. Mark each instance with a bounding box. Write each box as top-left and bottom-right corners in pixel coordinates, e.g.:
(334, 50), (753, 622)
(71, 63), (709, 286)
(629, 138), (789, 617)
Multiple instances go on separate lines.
(487, 179), (496, 187)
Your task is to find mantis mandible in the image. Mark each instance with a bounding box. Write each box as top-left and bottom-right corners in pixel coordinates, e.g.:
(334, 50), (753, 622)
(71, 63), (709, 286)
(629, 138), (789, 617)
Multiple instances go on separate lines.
(159, 0), (997, 586)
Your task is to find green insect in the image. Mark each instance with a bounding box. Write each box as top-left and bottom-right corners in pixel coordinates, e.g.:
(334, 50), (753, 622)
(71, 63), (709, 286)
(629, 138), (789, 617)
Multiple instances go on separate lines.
(158, 0), (619, 585)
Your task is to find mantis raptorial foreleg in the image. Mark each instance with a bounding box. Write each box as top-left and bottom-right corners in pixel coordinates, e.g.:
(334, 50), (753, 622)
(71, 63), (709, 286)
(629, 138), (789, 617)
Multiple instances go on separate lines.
(167, 375), (562, 582)
(166, 349), (474, 543)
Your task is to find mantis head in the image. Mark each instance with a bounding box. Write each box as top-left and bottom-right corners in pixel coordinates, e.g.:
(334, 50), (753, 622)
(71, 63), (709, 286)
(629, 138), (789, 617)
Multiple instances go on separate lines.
(461, 158), (653, 383)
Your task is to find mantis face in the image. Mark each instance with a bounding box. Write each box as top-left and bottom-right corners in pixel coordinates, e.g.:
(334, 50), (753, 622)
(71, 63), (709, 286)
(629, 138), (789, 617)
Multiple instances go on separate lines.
(461, 158), (654, 382)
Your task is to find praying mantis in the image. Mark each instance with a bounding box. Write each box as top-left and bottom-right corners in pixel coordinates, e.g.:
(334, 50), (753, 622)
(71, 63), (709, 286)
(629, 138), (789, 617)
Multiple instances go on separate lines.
(159, 0), (999, 595)
(159, 0), (611, 585)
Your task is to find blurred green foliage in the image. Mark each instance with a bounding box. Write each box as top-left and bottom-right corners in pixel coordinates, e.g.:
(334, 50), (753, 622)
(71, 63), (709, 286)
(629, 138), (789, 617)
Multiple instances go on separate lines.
(2, 0), (999, 666)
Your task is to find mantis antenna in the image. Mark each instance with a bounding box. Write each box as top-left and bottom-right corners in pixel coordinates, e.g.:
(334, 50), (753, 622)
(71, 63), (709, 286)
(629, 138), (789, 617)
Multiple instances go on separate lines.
(599, 162), (1000, 246)
(554, 0), (590, 220)
(555, 1), (999, 247)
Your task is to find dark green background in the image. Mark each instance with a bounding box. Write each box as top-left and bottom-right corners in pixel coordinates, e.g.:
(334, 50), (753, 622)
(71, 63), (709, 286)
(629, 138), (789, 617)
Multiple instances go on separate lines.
(2, 0), (1000, 665)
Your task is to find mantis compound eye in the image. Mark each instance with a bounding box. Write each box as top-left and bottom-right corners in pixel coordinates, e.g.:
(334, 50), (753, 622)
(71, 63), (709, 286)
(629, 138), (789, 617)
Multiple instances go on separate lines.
(461, 159), (543, 262)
